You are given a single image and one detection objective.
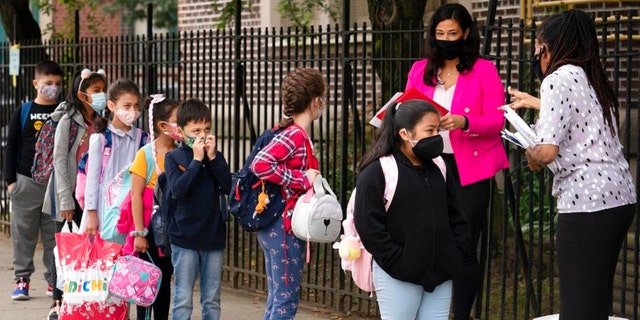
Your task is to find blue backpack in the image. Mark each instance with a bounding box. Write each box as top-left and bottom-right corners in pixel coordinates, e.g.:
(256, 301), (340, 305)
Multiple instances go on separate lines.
(102, 142), (153, 244)
(228, 127), (286, 232)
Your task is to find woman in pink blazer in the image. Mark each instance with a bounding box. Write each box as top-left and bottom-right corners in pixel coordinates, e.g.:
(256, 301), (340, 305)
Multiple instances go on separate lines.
(405, 4), (509, 320)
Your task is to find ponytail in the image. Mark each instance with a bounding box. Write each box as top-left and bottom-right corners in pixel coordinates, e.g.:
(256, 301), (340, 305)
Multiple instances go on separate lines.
(357, 102), (400, 173)
(357, 99), (440, 174)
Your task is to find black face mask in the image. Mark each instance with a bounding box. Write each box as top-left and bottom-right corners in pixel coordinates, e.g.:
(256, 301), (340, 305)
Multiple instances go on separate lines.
(532, 46), (545, 80)
(412, 135), (444, 163)
(434, 39), (465, 60)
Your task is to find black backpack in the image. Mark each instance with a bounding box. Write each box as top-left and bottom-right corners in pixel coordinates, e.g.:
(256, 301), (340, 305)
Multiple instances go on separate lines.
(228, 127), (286, 232)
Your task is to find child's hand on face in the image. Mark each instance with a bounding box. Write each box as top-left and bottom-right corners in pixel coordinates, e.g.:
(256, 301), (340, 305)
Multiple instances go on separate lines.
(204, 135), (217, 160)
(192, 136), (206, 161)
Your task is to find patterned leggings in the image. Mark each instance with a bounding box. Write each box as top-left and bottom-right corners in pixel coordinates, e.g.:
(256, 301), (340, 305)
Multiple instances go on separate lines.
(256, 216), (305, 320)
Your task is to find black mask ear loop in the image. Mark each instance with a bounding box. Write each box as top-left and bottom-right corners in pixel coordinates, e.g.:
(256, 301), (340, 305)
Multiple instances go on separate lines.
(535, 45), (546, 60)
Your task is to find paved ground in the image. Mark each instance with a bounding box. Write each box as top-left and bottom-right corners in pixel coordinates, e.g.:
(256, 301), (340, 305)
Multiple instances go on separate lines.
(0, 234), (366, 320)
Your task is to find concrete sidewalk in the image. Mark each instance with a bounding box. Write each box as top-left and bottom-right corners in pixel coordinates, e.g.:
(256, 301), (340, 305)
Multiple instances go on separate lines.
(0, 234), (363, 320)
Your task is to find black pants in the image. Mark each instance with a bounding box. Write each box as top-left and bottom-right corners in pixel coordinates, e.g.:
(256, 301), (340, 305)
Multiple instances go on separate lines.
(136, 228), (174, 320)
(557, 204), (635, 320)
(442, 154), (491, 320)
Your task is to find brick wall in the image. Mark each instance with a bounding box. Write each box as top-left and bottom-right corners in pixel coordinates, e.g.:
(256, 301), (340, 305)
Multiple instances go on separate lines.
(178, 0), (262, 31)
(471, 1), (639, 113)
(50, 1), (125, 38)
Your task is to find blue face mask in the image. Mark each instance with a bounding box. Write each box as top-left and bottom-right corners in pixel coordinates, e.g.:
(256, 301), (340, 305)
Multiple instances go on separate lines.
(85, 92), (106, 113)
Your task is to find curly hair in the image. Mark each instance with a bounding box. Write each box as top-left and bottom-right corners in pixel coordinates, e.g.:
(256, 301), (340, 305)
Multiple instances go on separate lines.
(279, 68), (326, 127)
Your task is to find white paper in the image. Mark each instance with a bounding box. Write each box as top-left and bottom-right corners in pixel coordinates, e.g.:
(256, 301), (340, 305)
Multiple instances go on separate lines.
(500, 104), (560, 171)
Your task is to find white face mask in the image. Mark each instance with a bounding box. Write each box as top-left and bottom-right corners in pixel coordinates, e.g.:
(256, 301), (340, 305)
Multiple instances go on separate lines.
(115, 109), (140, 127)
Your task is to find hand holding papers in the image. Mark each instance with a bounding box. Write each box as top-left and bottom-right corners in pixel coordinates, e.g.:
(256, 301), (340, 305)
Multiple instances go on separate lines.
(369, 87), (449, 128)
(499, 104), (560, 171)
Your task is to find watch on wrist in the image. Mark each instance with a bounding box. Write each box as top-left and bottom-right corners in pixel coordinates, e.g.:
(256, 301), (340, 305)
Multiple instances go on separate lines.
(129, 228), (149, 237)
(462, 116), (469, 131)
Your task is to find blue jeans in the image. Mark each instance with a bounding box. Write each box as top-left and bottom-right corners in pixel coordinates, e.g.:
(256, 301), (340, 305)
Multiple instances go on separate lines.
(171, 244), (223, 320)
(373, 261), (452, 320)
(256, 216), (305, 320)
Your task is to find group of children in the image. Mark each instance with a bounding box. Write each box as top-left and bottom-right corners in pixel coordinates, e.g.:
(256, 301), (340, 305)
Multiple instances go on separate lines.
(5, 60), (231, 320)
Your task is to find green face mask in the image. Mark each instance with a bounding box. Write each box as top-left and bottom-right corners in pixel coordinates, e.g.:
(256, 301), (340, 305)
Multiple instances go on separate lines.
(182, 133), (198, 148)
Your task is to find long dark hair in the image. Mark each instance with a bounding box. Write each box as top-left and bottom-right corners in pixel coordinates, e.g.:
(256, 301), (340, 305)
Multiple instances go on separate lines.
(65, 68), (106, 127)
(537, 9), (618, 136)
(423, 3), (480, 86)
(357, 99), (440, 173)
(279, 67), (326, 128)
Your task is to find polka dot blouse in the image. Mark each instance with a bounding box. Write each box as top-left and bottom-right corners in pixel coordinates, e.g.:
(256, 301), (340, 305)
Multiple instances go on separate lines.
(535, 64), (636, 213)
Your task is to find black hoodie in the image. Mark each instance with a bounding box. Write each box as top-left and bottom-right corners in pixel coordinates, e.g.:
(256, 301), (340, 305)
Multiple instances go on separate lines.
(354, 149), (470, 292)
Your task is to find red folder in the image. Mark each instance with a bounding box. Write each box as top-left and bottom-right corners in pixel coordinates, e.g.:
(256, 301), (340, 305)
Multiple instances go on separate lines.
(369, 87), (449, 127)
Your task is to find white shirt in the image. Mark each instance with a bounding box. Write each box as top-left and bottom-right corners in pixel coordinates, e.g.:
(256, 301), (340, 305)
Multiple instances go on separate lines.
(433, 81), (456, 154)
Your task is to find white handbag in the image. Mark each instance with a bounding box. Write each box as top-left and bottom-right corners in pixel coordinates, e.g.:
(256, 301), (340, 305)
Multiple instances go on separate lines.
(292, 175), (343, 247)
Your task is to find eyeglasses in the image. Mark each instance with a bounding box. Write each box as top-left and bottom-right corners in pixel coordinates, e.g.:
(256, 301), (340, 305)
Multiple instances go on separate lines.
(78, 68), (106, 91)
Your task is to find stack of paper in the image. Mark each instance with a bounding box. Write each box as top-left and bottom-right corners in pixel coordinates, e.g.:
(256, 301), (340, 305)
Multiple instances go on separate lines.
(500, 104), (560, 172)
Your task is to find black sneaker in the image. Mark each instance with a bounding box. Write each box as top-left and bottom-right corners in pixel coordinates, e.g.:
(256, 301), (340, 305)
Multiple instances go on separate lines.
(47, 301), (60, 320)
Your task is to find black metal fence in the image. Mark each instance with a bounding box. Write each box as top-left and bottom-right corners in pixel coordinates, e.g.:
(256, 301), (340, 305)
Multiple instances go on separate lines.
(0, 10), (638, 320)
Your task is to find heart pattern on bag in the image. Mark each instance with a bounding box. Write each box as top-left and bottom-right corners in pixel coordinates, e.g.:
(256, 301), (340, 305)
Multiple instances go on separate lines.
(108, 255), (162, 307)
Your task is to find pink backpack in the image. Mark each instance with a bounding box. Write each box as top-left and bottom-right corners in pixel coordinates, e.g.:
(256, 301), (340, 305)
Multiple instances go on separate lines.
(108, 252), (162, 307)
(334, 154), (446, 293)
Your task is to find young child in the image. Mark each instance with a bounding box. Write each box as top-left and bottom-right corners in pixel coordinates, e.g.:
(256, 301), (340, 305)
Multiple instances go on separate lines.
(42, 68), (107, 320)
(353, 99), (469, 320)
(81, 79), (145, 236)
(3, 60), (63, 300)
(121, 94), (178, 320)
(249, 67), (324, 319)
(164, 98), (230, 320)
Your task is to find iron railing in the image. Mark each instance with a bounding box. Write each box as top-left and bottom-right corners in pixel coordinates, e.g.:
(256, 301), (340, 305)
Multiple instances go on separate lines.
(0, 10), (638, 319)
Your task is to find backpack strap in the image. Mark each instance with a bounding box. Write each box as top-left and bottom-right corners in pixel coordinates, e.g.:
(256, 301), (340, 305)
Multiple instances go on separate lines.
(432, 156), (446, 181)
(379, 154), (398, 211)
(141, 143), (156, 185)
(138, 131), (148, 148)
(98, 130), (112, 183)
(20, 101), (32, 131)
(68, 120), (80, 151)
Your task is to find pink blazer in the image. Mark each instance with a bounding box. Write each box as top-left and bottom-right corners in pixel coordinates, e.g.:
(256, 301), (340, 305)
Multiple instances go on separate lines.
(406, 58), (509, 186)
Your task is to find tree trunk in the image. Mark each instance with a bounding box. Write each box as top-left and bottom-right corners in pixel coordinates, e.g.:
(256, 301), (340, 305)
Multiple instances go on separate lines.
(0, 0), (49, 106)
(367, 0), (428, 102)
(0, 0), (43, 43)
